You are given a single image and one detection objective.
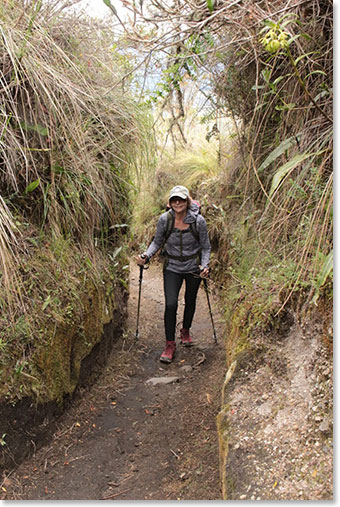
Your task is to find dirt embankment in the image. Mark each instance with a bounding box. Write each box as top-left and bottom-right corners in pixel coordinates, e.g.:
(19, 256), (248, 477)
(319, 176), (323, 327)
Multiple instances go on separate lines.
(0, 285), (128, 474)
(1, 262), (226, 500)
(218, 310), (333, 500)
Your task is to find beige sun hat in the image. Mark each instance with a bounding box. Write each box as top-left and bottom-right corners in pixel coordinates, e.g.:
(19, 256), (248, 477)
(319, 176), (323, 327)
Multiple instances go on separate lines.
(169, 185), (189, 200)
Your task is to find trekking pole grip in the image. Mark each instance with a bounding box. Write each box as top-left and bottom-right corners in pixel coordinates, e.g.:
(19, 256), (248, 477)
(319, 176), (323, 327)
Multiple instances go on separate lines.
(139, 253), (148, 276)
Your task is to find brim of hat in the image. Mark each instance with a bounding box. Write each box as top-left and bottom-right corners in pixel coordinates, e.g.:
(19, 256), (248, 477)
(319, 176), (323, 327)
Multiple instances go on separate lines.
(170, 193), (187, 200)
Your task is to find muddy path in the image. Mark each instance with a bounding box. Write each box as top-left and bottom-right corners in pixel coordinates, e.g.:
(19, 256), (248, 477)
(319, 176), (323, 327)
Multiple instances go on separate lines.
(2, 262), (226, 500)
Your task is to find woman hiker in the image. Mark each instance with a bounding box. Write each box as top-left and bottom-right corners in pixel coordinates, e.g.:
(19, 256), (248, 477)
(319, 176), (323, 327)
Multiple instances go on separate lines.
(136, 185), (211, 363)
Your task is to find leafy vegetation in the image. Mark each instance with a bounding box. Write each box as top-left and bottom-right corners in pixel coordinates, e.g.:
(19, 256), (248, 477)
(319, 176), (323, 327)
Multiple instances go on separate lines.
(210, 2), (332, 327)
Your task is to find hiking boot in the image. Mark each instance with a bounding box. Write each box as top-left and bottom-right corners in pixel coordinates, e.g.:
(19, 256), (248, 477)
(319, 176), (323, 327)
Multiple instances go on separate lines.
(180, 328), (193, 347)
(160, 341), (176, 363)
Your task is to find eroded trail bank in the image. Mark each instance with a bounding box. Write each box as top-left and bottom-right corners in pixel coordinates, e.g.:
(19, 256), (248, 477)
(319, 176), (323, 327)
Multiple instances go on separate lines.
(219, 310), (333, 500)
(2, 262), (225, 500)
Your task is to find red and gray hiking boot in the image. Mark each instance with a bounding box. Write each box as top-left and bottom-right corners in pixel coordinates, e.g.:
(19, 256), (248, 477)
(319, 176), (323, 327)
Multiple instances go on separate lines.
(160, 341), (176, 363)
(180, 328), (193, 347)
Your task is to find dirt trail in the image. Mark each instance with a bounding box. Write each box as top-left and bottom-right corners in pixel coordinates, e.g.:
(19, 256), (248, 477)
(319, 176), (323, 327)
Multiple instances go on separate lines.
(2, 262), (225, 500)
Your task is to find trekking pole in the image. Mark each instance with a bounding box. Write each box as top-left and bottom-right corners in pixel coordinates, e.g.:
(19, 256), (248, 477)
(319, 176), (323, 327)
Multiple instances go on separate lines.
(203, 277), (218, 344)
(135, 254), (148, 341)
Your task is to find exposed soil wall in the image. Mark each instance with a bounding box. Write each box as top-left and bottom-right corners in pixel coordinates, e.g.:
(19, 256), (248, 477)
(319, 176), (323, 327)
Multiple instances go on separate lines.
(0, 285), (128, 473)
(217, 303), (333, 500)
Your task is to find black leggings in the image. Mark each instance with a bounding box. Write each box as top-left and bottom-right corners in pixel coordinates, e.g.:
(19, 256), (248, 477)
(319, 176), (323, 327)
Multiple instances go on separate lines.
(163, 269), (202, 341)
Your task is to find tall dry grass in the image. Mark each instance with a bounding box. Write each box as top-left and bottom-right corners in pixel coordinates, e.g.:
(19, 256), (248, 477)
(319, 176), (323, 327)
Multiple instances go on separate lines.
(0, 0), (150, 309)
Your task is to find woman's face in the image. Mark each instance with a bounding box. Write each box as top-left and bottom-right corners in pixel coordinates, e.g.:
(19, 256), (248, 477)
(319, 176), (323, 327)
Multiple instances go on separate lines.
(170, 196), (187, 213)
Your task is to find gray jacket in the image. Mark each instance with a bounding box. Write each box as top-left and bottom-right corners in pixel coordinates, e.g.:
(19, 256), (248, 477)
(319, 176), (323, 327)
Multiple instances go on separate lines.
(145, 203), (211, 273)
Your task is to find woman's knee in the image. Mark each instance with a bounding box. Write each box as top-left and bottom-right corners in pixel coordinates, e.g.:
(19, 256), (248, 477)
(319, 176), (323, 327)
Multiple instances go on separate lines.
(165, 298), (178, 313)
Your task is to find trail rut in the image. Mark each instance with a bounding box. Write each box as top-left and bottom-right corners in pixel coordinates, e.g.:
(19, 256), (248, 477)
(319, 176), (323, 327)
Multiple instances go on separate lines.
(2, 262), (225, 500)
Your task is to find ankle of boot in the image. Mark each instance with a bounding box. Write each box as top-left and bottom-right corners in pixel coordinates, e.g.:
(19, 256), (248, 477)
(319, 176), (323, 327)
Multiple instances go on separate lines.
(181, 328), (190, 337)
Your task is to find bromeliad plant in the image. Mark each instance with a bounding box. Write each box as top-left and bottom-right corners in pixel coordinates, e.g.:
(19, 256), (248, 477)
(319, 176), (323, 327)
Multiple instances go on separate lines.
(260, 18), (290, 53)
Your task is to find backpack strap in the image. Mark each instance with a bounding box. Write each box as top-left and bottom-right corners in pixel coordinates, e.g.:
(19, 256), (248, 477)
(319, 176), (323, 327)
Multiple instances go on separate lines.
(161, 210), (175, 251)
(165, 252), (200, 262)
(165, 210), (175, 242)
(189, 221), (199, 242)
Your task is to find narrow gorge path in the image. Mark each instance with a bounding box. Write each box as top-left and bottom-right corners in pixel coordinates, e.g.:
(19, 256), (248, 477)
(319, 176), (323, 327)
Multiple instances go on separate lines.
(3, 262), (226, 500)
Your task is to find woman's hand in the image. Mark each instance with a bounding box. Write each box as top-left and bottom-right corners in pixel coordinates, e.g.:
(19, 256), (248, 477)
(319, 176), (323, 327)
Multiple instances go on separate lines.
(136, 253), (149, 266)
(200, 267), (210, 278)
